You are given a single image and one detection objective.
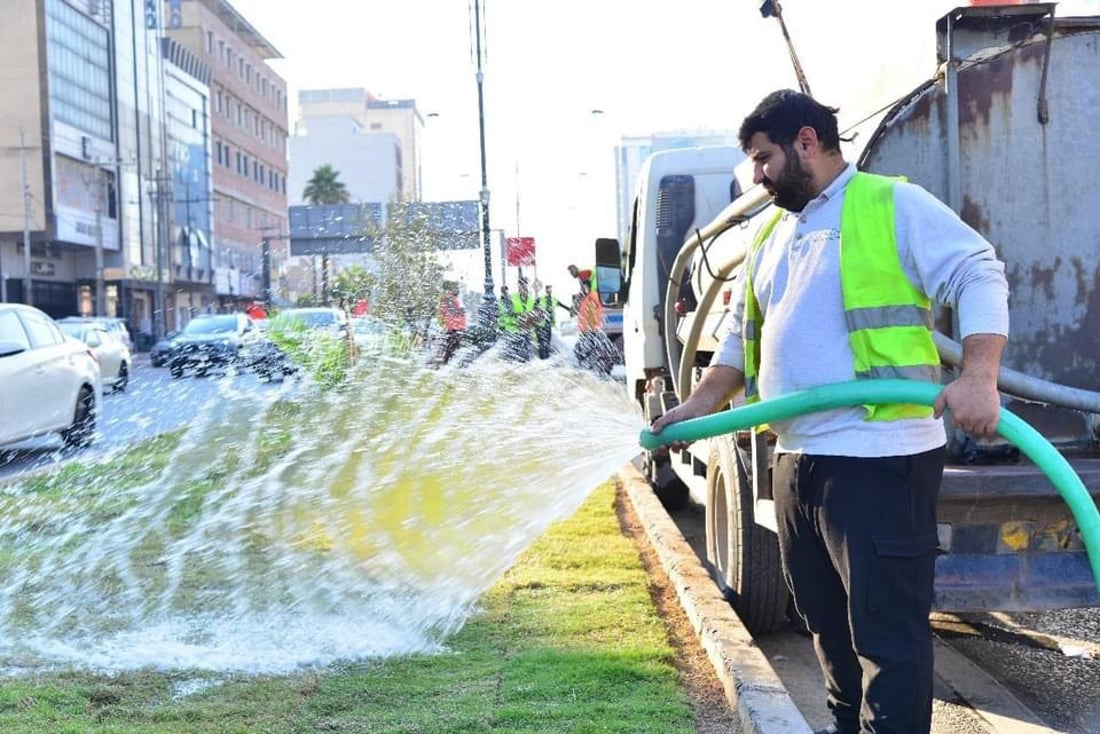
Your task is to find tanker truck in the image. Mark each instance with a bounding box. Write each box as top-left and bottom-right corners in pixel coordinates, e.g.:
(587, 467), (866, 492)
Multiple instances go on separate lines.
(612, 3), (1100, 634)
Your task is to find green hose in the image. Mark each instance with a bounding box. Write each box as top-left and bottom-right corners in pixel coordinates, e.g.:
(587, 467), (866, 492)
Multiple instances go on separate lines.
(639, 379), (1100, 590)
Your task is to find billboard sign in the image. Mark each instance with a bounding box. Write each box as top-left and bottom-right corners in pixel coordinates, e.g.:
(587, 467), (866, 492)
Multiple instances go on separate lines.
(505, 236), (536, 266)
(386, 200), (480, 250)
(288, 203), (382, 256)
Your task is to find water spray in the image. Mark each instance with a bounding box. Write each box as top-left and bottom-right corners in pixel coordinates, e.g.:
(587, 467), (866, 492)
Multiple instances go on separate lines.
(638, 379), (1100, 590)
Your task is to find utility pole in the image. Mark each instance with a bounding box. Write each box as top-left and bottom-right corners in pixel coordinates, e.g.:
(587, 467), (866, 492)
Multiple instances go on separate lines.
(150, 171), (171, 338)
(258, 225), (288, 309)
(472, 0), (497, 335)
(94, 176), (105, 316)
(20, 127), (32, 306)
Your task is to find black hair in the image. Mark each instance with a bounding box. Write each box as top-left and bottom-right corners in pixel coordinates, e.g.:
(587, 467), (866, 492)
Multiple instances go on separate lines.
(738, 89), (841, 153)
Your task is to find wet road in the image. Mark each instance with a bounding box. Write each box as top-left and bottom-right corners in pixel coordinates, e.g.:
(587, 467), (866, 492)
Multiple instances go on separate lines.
(0, 356), (281, 483)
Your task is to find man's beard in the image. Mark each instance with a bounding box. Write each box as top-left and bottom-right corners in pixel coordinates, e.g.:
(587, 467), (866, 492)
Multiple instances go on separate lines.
(762, 146), (816, 212)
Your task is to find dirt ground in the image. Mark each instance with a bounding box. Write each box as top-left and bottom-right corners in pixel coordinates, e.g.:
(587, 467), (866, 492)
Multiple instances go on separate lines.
(614, 482), (744, 734)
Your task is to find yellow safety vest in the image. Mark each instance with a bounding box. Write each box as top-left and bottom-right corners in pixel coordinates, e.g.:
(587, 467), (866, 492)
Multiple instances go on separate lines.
(500, 292), (535, 333)
(742, 172), (939, 421)
(538, 295), (557, 326)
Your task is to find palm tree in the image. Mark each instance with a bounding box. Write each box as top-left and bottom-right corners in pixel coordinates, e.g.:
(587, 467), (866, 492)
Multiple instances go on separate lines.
(302, 165), (350, 303)
(302, 164), (350, 205)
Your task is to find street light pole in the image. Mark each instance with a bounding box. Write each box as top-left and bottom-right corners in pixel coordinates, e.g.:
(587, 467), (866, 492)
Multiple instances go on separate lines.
(472, 0), (497, 333)
(20, 127), (32, 306)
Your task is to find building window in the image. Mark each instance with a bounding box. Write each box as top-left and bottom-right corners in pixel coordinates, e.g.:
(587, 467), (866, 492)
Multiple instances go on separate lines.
(206, 31), (214, 54)
(45, 0), (112, 141)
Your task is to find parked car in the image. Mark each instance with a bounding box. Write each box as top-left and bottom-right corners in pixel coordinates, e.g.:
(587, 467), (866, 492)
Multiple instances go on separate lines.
(58, 320), (132, 392)
(167, 313), (258, 379)
(278, 307), (351, 336)
(351, 316), (385, 351)
(246, 319), (298, 382)
(0, 303), (101, 449)
(275, 306), (358, 363)
(57, 316), (133, 352)
(149, 330), (181, 368)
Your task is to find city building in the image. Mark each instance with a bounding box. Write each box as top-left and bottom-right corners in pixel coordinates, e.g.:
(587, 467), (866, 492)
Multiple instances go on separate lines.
(296, 88), (424, 202)
(288, 116), (401, 207)
(0, 0), (168, 332)
(166, 0), (289, 308)
(162, 37), (216, 322)
(614, 130), (741, 245)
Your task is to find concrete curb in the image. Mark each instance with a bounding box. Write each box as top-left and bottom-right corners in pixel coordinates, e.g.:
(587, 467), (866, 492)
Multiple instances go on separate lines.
(617, 462), (813, 734)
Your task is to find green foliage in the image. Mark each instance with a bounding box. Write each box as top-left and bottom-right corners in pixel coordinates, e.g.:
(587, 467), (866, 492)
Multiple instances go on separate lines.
(301, 164), (349, 205)
(364, 201), (446, 338)
(264, 315), (350, 388)
(0, 480), (696, 733)
(330, 264), (375, 306)
(293, 293), (320, 307)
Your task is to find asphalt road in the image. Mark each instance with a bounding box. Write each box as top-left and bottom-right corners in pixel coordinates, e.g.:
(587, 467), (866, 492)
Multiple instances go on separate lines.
(0, 356), (282, 482)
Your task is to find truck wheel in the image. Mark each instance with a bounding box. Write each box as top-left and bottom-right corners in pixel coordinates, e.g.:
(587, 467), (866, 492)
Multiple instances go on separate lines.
(705, 438), (788, 634)
(643, 451), (689, 510)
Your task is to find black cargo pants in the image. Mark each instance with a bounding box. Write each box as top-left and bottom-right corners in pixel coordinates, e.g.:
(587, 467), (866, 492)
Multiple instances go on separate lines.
(773, 447), (945, 734)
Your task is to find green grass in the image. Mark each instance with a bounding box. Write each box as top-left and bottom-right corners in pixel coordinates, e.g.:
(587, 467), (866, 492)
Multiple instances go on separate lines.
(0, 459), (696, 733)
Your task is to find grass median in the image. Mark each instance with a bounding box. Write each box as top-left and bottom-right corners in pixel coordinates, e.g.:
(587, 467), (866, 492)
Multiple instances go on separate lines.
(0, 436), (698, 733)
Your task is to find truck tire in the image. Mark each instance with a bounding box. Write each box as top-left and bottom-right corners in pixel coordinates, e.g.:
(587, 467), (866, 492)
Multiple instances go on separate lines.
(705, 438), (788, 634)
(643, 451), (689, 511)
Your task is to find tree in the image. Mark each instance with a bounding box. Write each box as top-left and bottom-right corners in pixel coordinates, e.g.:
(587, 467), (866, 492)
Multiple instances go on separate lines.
(302, 165), (350, 304)
(302, 164), (350, 205)
(331, 264), (375, 307)
(367, 202), (446, 339)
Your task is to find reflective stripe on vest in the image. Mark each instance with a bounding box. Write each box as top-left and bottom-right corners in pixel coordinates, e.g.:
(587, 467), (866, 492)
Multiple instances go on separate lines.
(742, 171), (939, 421)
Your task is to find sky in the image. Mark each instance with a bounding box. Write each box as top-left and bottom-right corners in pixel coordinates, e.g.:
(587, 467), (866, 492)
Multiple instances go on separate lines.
(227, 0), (1099, 295)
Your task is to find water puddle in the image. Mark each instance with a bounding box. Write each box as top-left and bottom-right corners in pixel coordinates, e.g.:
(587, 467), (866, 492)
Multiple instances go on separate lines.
(0, 345), (644, 674)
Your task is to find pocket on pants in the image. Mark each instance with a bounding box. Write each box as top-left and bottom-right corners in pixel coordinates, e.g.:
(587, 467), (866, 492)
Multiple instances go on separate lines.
(868, 530), (939, 613)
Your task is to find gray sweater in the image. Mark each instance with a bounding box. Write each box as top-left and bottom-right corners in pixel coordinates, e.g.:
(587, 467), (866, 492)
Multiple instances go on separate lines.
(713, 163), (1009, 457)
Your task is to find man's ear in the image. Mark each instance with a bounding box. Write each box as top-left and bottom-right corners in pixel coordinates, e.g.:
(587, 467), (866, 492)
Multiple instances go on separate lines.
(796, 126), (818, 157)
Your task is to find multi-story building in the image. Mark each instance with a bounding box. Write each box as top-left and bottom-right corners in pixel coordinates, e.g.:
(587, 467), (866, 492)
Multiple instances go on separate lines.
(296, 88), (423, 202)
(0, 0), (171, 329)
(288, 116), (400, 207)
(166, 0), (289, 308)
(162, 37), (216, 322)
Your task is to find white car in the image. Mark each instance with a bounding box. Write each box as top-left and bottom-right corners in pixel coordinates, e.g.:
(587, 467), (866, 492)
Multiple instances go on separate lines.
(0, 304), (102, 449)
(58, 316), (134, 353)
(58, 320), (132, 392)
